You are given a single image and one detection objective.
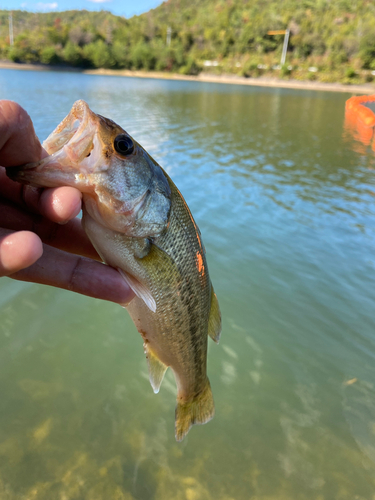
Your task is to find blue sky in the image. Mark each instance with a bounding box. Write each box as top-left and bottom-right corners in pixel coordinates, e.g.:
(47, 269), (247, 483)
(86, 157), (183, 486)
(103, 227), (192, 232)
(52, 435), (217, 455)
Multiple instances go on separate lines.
(1, 0), (164, 17)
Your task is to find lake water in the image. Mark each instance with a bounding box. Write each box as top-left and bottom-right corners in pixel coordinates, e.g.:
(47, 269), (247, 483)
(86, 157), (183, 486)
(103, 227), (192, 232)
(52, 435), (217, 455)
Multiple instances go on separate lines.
(0, 69), (375, 499)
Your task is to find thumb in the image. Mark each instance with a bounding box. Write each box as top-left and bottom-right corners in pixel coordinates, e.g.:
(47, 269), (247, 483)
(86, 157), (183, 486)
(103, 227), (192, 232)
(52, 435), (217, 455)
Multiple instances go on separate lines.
(0, 100), (46, 167)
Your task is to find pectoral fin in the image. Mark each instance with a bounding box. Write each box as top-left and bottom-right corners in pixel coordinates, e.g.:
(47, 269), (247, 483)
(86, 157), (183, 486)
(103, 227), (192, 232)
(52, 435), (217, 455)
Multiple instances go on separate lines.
(138, 239), (176, 267)
(117, 268), (156, 313)
(144, 343), (168, 393)
(136, 241), (182, 289)
(208, 285), (221, 343)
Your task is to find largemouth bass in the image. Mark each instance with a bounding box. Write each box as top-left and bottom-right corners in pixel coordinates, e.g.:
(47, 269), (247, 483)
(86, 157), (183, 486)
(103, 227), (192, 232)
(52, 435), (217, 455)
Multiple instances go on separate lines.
(7, 100), (221, 441)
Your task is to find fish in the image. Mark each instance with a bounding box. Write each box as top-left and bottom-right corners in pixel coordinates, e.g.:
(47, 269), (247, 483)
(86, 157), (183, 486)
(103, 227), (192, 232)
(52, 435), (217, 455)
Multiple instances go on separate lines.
(7, 100), (222, 441)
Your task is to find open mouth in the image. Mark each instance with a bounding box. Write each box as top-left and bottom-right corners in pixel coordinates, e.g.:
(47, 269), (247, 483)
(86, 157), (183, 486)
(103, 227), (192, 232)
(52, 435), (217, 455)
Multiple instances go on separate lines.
(43, 100), (94, 160)
(6, 100), (99, 189)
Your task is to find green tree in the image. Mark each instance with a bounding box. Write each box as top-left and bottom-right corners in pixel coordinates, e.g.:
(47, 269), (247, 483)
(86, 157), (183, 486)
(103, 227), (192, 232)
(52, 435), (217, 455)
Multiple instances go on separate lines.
(83, 40), (115, 68)
(63, 41), (83, 66)
(40, 46), (61, 64)
(129, 41), (156, 70)
(359, 33), (375, 69)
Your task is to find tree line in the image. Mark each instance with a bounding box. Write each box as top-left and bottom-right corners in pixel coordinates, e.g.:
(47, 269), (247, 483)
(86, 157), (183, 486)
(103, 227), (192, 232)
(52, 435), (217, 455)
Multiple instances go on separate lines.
(1, 0), (375, 83)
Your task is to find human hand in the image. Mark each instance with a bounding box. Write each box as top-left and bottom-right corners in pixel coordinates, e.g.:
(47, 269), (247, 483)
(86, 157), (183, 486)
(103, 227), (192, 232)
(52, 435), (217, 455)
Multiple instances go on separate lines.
(0, 100), (134, 305)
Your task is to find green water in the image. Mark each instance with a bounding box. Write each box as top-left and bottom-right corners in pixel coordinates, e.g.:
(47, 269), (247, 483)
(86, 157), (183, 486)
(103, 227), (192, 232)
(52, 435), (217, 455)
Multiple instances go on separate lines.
(0, 70), (375, 499)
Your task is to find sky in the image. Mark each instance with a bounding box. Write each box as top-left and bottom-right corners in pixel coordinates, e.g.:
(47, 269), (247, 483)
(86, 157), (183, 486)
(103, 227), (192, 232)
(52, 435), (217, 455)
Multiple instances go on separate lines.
(0, 0), (164, 17)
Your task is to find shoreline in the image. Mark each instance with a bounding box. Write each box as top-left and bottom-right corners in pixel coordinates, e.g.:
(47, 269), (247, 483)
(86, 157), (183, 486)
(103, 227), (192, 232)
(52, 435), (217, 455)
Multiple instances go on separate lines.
(0, 60), (374, 95)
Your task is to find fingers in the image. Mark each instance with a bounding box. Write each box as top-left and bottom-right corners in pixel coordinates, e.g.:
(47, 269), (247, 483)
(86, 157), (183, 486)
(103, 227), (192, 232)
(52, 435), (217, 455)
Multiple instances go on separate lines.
(0, 101), (45, 166)
(0, 100), (83, 225)
(0, 167), (83, 224)
(0, 199), (99, 261)
(39, 186), (82, 223)
(0, 227), (135, 304)
(10, 243), (135, 305)
(0, 229), (43, 277)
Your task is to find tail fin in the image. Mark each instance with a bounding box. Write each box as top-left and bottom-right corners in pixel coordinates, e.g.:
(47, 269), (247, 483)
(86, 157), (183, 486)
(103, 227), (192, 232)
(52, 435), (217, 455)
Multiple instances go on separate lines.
(175, 378), (215, 442)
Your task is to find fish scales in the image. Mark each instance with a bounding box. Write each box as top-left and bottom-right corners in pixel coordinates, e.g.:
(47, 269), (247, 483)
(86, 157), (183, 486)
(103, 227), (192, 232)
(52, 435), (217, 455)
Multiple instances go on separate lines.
(129, 176), (212, 393)
(6, 100), (221, 441)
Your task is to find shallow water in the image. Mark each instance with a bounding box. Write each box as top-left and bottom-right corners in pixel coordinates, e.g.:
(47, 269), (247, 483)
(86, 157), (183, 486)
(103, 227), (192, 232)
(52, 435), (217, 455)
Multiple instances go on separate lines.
(0, 70), (375, 499)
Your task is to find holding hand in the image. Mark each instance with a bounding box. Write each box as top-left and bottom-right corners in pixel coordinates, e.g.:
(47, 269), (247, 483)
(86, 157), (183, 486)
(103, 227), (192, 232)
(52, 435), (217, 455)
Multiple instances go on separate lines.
(0, 100), (134, 305)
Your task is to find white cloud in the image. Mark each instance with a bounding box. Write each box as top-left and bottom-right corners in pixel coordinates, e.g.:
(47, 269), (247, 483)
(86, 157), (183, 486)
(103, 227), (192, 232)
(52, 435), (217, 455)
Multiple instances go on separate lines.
(36, 2), (58, 8)
(21, 2), (27, 7)
(87, 0), (111, 3)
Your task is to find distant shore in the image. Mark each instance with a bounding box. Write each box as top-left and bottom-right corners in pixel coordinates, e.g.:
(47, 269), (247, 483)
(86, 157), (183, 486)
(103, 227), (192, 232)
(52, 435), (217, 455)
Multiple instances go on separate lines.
(0, 60), (374, 95)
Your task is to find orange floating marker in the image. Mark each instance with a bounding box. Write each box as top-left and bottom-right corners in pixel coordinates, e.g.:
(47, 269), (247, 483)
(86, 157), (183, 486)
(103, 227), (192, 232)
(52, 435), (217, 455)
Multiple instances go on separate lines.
(344, 95), (375, 153)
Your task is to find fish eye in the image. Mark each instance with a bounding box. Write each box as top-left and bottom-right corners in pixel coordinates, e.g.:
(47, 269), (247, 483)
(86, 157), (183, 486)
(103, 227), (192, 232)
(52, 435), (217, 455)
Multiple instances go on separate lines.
(114, 134), (134, 156)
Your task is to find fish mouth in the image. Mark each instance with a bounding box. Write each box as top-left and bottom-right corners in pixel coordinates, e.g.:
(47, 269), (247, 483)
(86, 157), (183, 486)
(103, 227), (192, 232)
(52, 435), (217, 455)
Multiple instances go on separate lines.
(7, 100), (101, 190)
(43, 100), (96, 161)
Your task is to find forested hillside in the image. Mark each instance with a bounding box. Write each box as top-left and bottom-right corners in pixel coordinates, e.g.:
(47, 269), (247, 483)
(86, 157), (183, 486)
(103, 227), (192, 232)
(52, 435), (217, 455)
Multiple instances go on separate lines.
(1, 0), (375, 83)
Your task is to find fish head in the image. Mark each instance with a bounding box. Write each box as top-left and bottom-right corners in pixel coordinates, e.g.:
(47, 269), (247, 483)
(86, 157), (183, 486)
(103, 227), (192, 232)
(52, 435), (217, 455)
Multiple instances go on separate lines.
(7, 100), (171, 238)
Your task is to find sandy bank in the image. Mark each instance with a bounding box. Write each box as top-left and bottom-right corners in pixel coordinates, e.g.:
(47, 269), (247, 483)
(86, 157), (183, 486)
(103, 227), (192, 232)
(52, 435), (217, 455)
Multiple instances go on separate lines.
(0, 60), (374, 95)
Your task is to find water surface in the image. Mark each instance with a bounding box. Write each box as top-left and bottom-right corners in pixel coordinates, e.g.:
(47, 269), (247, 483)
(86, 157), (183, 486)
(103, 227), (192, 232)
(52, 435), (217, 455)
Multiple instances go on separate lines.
(0, 70), (374, 499)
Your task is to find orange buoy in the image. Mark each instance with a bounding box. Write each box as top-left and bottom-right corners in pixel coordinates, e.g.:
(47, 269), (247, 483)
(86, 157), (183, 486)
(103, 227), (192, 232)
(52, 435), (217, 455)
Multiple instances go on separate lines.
(344, 95), (375, 153)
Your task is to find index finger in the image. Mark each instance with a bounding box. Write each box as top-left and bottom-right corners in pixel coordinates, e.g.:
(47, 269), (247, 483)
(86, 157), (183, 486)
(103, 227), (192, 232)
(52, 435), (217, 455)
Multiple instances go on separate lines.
(0, 166), (82, 223)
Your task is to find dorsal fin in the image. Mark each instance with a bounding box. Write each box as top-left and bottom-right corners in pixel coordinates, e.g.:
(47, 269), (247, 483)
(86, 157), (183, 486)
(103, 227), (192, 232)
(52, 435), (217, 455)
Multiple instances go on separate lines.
(208, 285), (221, 343)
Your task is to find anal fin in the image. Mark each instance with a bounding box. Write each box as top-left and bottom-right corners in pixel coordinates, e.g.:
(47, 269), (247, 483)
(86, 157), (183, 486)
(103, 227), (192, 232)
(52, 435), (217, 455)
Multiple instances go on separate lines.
(144, 343), (168, 394)
(208, 285), (221, 343)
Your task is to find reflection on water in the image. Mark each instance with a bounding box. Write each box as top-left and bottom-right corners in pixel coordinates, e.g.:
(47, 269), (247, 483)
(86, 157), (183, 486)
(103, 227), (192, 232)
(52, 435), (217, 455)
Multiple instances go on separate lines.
(0, 70), (375, 498)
